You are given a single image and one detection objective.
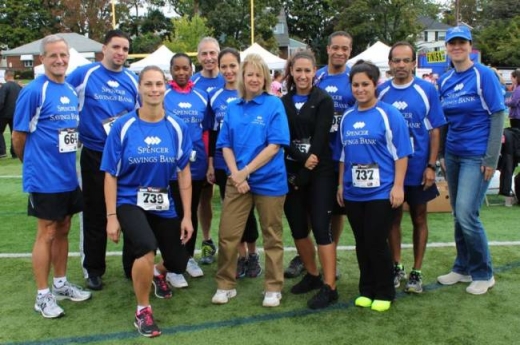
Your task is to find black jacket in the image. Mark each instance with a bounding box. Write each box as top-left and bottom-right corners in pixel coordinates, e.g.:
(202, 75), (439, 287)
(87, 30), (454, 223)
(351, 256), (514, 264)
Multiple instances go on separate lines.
(281, 86), (334, 186)
(0, 81), (22, 119)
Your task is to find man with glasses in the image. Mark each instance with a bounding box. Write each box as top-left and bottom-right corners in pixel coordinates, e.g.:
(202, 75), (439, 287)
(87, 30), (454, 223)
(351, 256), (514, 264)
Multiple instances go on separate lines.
(378, 41), (446, 293)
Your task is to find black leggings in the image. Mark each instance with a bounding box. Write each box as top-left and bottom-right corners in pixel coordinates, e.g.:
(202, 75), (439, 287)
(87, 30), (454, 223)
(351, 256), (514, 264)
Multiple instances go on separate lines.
(344, 199), (396, 301)
(170, 179), (204, 257)
(215, 168), (259, 243)
(117, 204), (189, 274)
(284, 171), (335, 245)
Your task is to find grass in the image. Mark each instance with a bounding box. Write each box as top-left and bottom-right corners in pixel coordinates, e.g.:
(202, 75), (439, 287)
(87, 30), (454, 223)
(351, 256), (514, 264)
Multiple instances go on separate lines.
(1, 133), (520, 344)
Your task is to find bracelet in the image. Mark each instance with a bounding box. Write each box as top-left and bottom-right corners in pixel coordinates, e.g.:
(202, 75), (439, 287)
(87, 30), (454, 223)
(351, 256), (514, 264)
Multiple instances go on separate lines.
(426, 163), (436, 171)
(245, 165), (250, 180)
(107, 213), (116, 217)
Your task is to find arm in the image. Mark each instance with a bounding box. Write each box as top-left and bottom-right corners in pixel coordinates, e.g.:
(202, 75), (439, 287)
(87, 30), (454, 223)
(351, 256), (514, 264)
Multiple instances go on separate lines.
(423, 127), (440, 189)
(206, 130), (218, 184)
(482, 110), (506, 181)
(337, 162), (345, 207)
(12, 130), (27, 162)
(104, 173), (121, 244)
(228, 143), (281, 187)
(390, 157), (408, 208)
(177, 163), (194, 245)
(222, 146), (250, 194)
(505, 88), (520, 107)
(307, 93), (334, 166)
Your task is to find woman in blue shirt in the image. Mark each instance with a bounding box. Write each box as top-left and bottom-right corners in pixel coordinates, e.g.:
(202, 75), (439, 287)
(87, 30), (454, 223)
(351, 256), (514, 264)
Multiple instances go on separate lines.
(212, 53), (290, 308)
(335, 60), (412, 312)
(437, 26), (505, 295)
(102, 66), (193, 337)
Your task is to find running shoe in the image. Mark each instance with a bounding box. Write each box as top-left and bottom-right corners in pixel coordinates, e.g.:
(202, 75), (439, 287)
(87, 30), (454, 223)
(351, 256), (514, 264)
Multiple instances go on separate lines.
(236, 256), (248, 278)
(404, 270), (423, 294)
(134, 307), (161, 338)
(152, 274), (173, 299)
(186, 257), (204, 277)
(284, 255), (305, 278)
(34, 292), (64, 318)
(200, 239), (217, 265)
(307, 284), (338, 309)
(53, 282), (92, 302)
(394, 264), (407, 288)
(246, 253), (262, 278)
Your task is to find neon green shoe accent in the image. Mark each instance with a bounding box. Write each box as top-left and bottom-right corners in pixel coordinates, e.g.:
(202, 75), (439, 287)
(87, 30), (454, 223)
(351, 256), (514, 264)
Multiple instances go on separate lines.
(355, 296), (372, 308)
(371, 299), (391, 312)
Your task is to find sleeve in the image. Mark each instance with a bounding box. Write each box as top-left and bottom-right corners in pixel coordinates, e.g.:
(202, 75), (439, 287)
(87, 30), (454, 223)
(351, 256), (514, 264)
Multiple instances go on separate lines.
(333, 117), (345, 162)
(427, 86), (447, 129)
(13, 85), (40, 133)
(176, 121), (193, 171)
(0, 85), (7, 114)
(266, 98), (290, 146)
(390, 108), (413, 159)
(65, 68), (82, 88)
(481, 68), (506, 114)
(308, 93), (334, 157)
(201, 96), (213, 131)
(100, 121), (123, 176)
(506, 88), (520, 108)
(216, 107), (231, 149)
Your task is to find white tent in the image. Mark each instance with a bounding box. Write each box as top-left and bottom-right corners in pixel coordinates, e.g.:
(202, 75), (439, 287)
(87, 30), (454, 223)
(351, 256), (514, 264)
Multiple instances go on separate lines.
(33, 48), (91, 77)
(347, 41), (391, 72)
(241, 43), (287, 70)
(129, 45), (174, 75)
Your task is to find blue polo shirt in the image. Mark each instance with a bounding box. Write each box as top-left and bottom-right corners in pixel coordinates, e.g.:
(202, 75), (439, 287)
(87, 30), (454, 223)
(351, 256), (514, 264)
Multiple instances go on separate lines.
(101, 111), (192, 218)
(378, 77), (446, 186)
(14, 76), (80, 193)
(335, 101), (412, 202)
(439, 63), (505, 156)
(217, 92), (290, 196)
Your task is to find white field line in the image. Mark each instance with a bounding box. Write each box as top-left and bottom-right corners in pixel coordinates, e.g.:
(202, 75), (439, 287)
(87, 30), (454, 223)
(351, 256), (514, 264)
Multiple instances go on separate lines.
(2, 241), (520, 259)
(0, 175), (22, 178)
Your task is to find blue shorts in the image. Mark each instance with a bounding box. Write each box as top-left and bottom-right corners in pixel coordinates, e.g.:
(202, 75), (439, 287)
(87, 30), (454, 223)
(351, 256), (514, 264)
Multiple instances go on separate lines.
(404, 184), (439, 206)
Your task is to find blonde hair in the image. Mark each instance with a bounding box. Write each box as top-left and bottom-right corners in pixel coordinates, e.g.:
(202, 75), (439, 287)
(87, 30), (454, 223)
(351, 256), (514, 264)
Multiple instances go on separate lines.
(237, 53), (272, 99)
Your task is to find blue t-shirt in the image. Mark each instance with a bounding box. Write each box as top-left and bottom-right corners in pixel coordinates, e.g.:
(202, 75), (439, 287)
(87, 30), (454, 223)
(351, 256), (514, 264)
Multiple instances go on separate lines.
(14, 76), (80, 193)
(439, 63), (506, 156)
(100, 111), (192, 218)
(217, 92), (290, 196)
(378, 77), (446, 186)
(163, 86), (211, 180)
(191, 72), (225, 94)
(66, 62), (140, 152)
(334, 101), (412, 201)
(209, 87), (239, 170)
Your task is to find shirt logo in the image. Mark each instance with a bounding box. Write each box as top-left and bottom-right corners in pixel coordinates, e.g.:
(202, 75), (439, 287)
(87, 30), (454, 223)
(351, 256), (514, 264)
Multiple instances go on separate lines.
(178, 102), (192, 109)
(353, 121), (365, 129)
(295, 102), (304, 111)
(226, 97), (237, 103)
(392, 101), (408, 110)
(325, 85), (338, 93)
(454, 83), (464, 92)
(144, 136), (161, 146)
(207, 86), (216, 93)
(60, 96), (70, 104)
(107, 80), (120, 88)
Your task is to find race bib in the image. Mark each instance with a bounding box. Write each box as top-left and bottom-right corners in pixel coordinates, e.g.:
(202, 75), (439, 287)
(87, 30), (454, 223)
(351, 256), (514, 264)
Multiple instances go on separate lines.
(58, 128), (78, 153)
(351, 163), (380, 188)
(330, 112), (343, 133)
(137, 187), (170, 211)
(287, 138), (311, 161)
(102, 111), (127, 135)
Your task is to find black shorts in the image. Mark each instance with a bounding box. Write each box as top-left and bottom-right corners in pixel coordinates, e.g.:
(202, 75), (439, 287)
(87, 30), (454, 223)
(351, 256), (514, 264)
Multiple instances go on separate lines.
(28, 187), (83, 220)
(404, 184), (439, 206)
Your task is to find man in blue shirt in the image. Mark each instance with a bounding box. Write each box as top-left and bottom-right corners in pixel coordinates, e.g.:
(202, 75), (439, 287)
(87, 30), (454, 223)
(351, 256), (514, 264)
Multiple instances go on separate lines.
(66, 30), (139, 290)
(378, 41), (446, 293)
(13, 35), (91, 319)
(191, 37), (225, 265)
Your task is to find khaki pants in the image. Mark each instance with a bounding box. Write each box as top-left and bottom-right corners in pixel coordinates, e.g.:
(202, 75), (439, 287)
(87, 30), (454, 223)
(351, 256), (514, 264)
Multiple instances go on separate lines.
(216, 180), (285, 292)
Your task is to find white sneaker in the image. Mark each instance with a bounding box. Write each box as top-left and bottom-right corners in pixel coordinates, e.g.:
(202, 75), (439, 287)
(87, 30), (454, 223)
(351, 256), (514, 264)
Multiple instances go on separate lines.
(186, 257), (204, 278)
(34, 292), (64, 318)
(437, 271), (472, 285)
(262, 291), (282, 307)
(466, 277), (495, 295)
(52, 282), (92, 302)
(166, 272), (188, 288)
(212, 289), (237, 304)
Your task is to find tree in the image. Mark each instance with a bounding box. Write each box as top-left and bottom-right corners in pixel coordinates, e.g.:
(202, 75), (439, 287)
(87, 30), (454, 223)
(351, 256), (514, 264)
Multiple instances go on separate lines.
(166, 0), (282, 51)
(164, 15), (213, 53)
(141, 8), (173, 40)
(132, 32), (163, 53)
(475, 16), (520, 66)
(0, 0), (56, 48)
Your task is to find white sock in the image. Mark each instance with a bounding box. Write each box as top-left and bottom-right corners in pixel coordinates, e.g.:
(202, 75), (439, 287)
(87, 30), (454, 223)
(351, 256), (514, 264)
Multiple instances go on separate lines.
(137, 305), (150, 314)
(37, 288), (50, 297)
(53, 276), (67, 288)
(153, 265), (161, 277)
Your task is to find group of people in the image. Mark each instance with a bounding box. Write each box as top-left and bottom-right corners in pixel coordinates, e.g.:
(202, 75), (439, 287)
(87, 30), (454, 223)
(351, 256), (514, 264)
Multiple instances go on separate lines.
(11, 24), (506, 338)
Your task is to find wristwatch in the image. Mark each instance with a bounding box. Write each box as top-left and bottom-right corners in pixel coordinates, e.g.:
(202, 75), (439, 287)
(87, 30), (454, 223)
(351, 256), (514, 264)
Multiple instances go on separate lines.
(426, 163), (436, 171)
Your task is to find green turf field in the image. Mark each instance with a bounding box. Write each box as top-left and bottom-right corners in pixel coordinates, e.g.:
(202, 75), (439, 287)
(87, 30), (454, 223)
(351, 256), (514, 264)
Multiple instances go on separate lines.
(1, 136), (520, 345)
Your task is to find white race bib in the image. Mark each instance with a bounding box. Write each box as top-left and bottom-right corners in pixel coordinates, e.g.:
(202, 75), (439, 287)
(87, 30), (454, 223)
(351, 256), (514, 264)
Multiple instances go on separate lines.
(351, 163), (380, 188)
(102, 116), (119, 135)
(58, 128), (78, 153)
(137, 187), (170, 211)
(330, 113), (342, 133)
(287, 138), (311, 161)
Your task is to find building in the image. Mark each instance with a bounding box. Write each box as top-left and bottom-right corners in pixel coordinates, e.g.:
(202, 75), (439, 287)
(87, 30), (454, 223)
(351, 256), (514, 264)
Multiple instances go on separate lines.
(1, 33), (103, 71)
(416, 16), (453, 53)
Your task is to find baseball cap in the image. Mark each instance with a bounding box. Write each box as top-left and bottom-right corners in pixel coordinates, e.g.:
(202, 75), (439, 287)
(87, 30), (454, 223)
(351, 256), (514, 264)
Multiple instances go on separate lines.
(445, 26), (472, 43)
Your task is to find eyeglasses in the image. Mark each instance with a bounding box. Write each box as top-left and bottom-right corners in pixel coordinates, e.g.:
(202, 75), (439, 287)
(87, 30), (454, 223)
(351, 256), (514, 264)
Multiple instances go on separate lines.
(390, 58), (414, 64)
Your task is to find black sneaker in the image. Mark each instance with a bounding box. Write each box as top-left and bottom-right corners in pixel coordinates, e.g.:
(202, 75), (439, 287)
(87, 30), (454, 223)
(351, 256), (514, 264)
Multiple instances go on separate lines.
(86, 275), (103, 291)
(290, 273), (323, 294)
(307, 284), (339, 309)
(236, 256), (248, 278)
(284, 255), (305, 278)
(152, 274), (172, 299)
(246, 253), (262, 278)
(134, 307), (161, 338)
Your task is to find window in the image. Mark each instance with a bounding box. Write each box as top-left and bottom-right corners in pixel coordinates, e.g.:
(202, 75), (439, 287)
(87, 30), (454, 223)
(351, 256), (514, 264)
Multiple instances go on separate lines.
(273, 23), (284, 34)
(23, 60), (33, 68)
